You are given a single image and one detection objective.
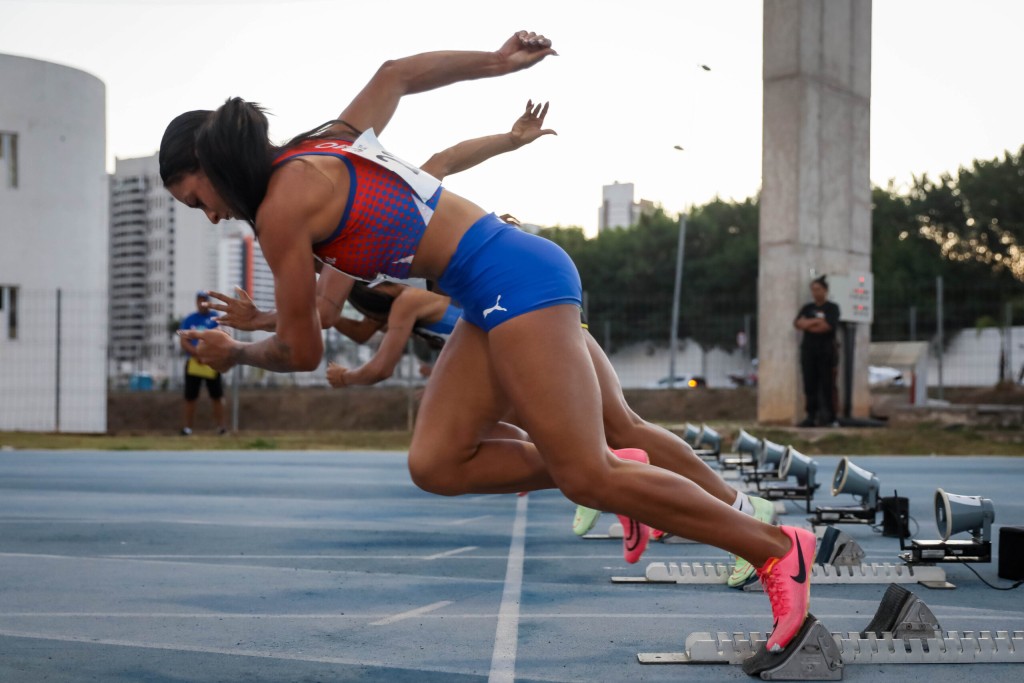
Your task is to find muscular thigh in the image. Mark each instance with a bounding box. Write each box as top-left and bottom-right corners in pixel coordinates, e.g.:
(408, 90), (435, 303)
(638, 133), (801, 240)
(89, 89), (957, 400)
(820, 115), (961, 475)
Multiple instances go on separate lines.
(410, 318), (512, 463)
(488, 306), (610, 474)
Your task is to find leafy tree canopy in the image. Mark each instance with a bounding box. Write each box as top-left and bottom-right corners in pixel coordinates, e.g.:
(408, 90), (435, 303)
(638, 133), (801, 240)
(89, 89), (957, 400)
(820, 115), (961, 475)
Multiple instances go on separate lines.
(537, 145), (1024, 352)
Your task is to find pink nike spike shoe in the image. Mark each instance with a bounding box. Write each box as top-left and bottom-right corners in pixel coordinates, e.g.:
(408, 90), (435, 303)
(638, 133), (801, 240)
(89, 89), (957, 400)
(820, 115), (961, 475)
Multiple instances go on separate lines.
(612, 448), (651, 563)
(757, 525), (815, 652)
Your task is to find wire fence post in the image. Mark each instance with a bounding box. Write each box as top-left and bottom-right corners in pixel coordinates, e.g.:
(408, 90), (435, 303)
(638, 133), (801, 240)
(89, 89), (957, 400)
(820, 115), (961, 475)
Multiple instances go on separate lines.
(55, 287), (61, 432)
(1004, 301), (1013, 385)
(668, 214), (687, 387)
(909, 305), (917, 342)
(230, 330), (248, 433)
(936, 276), (944, 401)
(743, 313), (752, 365)
(231, 366), (240, 433)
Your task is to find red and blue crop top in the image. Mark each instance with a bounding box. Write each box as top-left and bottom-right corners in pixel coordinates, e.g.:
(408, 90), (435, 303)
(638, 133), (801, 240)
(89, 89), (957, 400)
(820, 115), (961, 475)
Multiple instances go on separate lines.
(272, 138), (443, 281)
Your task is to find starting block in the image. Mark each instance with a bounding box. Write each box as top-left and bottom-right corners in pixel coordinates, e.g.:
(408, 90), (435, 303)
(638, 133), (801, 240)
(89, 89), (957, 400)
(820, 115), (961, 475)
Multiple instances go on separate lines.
(814, 527), (865, 566)
(638, 583), (1024, 678)
(612, 559), (947, 586)
(611, 532), (948, 585)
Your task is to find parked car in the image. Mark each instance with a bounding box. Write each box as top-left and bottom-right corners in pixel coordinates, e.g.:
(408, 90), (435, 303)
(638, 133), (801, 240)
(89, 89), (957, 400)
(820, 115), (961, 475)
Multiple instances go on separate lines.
(649, 374), (707, 389)
(728, 358), (759, 387)
(869, 365), (905, 387)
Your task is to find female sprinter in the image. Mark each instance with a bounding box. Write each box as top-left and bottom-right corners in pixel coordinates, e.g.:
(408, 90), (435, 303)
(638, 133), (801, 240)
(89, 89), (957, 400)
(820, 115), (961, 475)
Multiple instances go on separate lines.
(164, 31), (813, 653)
(208, 105), (776, 580)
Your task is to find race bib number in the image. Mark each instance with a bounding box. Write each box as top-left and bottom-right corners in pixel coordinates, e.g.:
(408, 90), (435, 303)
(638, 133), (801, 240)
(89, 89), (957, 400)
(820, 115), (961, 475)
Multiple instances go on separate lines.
(342, 129), (440, 202)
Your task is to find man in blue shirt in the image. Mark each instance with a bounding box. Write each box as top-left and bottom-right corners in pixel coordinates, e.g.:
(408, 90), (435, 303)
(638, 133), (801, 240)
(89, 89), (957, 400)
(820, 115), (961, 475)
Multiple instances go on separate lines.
(178, 291), (227, 435)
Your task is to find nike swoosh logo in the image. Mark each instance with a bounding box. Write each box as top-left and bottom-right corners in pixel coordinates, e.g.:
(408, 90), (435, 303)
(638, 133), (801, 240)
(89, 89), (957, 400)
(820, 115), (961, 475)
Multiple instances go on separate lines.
(790, 534), (807, 583)
(625, 520), (640, 551)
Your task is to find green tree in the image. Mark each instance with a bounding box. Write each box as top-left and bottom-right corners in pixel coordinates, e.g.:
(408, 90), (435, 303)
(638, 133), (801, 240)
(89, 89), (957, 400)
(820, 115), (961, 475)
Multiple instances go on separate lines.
(539, 198), (759, 353)
(912, 146), (1024, 281)
(678, 197), (759, 353)
(533, 144), (1024, 367)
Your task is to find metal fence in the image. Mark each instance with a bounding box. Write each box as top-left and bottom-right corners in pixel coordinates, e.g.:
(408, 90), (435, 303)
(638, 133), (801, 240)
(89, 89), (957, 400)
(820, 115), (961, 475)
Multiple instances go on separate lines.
(0, 288), (107, 432)
(1, 279), (1021, 432)
(873, 276), (1024, 390)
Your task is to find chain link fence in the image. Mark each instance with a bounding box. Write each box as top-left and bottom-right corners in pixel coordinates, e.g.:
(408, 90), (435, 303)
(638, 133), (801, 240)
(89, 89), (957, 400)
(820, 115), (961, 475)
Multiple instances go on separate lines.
(2, 279), (1021, 432)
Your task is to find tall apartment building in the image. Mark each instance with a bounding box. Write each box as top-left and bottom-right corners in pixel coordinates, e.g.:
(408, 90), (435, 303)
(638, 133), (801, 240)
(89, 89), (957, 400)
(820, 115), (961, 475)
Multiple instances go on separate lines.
(217, 224), (275, 312)
(109, 153), (227, 381)
(109, 154), (284, 383)
(597, 181), (656, 233)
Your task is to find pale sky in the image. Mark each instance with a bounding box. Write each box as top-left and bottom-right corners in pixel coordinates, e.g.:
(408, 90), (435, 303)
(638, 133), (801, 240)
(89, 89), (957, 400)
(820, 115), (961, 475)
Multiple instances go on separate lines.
(2, 0), (1021, 236)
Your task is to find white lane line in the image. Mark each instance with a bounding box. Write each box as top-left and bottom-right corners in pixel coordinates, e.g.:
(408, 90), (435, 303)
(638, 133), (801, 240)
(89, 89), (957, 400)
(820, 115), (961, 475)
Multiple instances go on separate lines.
(0, 553), (502, 584)
(0, 519), (423, 531)
(0, 628), (468, 677)
(488, 493), (527, 683)
(423, 546), (478, 560)
(437, 515), (492, 526)
(369, 600), (452, 626)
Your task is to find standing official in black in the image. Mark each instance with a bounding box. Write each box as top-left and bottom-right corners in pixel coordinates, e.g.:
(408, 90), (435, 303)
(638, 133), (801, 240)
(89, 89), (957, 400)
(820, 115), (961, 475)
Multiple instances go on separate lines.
(794, 276), (841, 427)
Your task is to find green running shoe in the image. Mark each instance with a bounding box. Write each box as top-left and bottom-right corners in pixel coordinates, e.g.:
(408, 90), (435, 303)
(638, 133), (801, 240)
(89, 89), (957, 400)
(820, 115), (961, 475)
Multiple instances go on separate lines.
(727, 496), (778, 588)
(572, 505), (601, 536)
(751, 495), (777, 525)
(727, 555), (756, 588)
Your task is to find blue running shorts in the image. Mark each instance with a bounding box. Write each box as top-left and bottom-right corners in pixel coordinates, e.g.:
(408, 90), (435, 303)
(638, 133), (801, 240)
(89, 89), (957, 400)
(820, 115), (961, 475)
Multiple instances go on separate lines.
(438, 213), (583, 331)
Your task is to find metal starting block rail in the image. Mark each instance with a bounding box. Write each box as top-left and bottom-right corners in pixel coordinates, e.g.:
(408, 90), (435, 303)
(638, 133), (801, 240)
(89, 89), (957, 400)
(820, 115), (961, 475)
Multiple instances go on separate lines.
(638, 584), (1024, 678)
(717, 453), (755, 470)
(611, 531), (954, 588)
(639, 627), (1024, 667)
(611, 560), (947, 586)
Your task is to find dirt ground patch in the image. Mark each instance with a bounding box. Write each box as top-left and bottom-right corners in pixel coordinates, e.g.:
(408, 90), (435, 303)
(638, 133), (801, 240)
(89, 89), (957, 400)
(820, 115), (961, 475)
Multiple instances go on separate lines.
(93, 386), (1022, 457)
(108, 387), (757, 433)
(109, 387), (418, 433)
(4, 385), (1018, 455)
(107, 385), (1024, 433)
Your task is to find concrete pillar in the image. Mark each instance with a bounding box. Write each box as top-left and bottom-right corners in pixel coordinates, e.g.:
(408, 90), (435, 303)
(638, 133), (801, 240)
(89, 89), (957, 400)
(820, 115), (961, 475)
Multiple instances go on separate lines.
(758, 0), (872, 424)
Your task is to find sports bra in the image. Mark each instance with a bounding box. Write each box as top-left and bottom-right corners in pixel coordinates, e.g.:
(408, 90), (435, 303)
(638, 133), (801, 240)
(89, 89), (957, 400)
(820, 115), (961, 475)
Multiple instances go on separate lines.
(272, 137), (443, 282)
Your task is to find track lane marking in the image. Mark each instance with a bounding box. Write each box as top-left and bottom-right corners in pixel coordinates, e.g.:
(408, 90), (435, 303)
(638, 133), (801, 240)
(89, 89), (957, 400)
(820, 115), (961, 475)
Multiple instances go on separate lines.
(488, 493), (527, 683)
(370, 600), (452, 626)
(424, 546), (478, 560)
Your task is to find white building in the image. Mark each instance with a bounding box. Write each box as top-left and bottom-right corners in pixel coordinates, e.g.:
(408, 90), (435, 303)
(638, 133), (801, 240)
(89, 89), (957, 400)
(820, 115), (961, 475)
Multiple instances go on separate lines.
(109, 152), (242, 383)
(0, 54), (107, 432)
(598, 181), (655, 232)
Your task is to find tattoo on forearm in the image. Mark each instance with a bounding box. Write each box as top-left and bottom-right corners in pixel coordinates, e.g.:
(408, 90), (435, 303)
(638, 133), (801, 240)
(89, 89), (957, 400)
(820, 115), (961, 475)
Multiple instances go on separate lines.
(234, 336), (298, 372)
